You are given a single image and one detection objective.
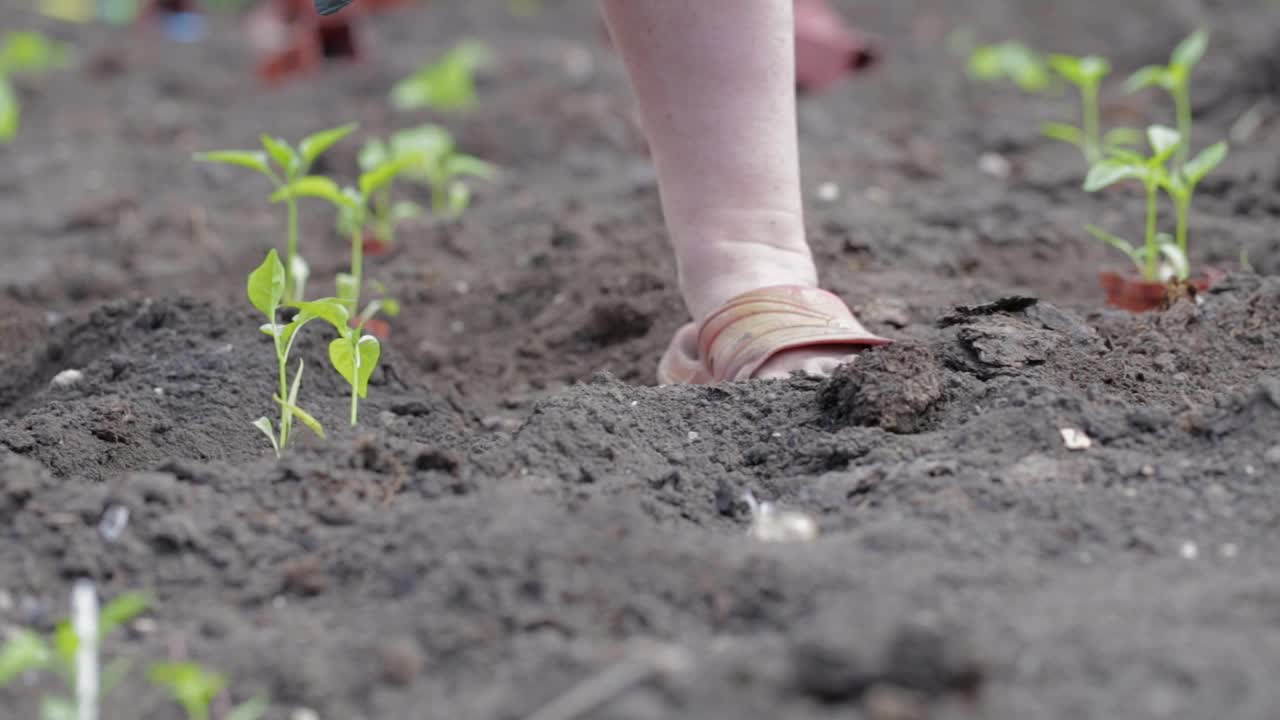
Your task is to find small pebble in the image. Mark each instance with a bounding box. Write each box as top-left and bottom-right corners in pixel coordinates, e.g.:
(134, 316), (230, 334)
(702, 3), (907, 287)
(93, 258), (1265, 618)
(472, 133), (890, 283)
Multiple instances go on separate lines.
(1264, 445), (1280, 467)
(687, 431), (699, 442)
(98, 505), (130, 542)
(978, 152), (1011, 178)
(380, 638), (425, 686)
(1059, 428), (1092, 450)
(816, 181), (840, 202)
(1179, 541), (1198, 560)
(291, 709), (319, 720)
(864, 684), (927, 720)
(449, 320), (465, 334)
(51, 369), (84, 388)
(1141, 464), (1156, 477)
(1219, 543), (1239, 559)
(133, 617), (157, 635)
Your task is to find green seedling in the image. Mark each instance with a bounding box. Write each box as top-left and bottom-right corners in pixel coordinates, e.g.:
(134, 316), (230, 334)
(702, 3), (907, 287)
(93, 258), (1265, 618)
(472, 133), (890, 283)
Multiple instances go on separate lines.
(1160, 140), (1228, 259)
(0, 31), (73, 143)
(194, 123), (357, 302)
(273, 173), (398, 426)
(1042, 54), (1126, 164)
(359, 123), (496, 235)
(149, 662), (268, 720)
(1125, 30), (1208, 167)
(391, 40), (490, 112)
(247, 249), (327, 456)
(966, 41), (1052, 92)
(0, 590), (149, 719)
(1084, 125), (1186, 281)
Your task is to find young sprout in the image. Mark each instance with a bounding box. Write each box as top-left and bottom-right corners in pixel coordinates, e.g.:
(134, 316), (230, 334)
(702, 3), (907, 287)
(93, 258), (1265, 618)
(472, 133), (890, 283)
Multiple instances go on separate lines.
(966, 41), (1052, 93)
(359, 123), (496, 239)
(391, 40), (490, 112)
(0, 31), (73, 142)
(1125, 29), (1208, 167)
(149, 662), (268, 720)
(194, 123), (356, 302)
(1044, 54), (1115, 164)
(247, 249), (327, 456)
(1084, 126), (1184, 281)
(0, 590), (149, 719)
(1161, 140), (1228, 258)
(273, 172), (401, 426)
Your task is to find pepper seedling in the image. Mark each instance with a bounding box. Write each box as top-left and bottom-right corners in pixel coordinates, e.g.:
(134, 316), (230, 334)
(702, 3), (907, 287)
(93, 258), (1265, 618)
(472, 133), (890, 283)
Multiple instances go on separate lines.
(391, 39), (490, 112)
(194, 123), (356, 302)
(1125, 29), (1208, 168)
(0, 591), (149, 719)
(966, 41), (1053, 93)
(272, 172), (402, 426)
(1041, 54), (1142, 165)
(247, 249), (327, 457)
(1160, 140), (1228, 259)
(0, 31), (73, 143)
(1083, 125), (1186, 282)
(149, 661), (268, 720)
(358, 123), (496, 242)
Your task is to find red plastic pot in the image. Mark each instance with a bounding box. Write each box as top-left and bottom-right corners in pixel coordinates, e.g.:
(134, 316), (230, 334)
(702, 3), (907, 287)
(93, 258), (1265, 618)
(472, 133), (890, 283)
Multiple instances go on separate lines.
(362, 230), (392, 257)
(245, 0), (363, 85)
(794, 0), (879, 93)
(1099, 268), (1226, 313)
(352, 317), (390, 340)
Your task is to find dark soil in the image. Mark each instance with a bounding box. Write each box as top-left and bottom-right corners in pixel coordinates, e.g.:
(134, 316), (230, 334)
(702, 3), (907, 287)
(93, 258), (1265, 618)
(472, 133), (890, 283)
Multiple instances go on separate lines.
(4, 1), (1280, 718)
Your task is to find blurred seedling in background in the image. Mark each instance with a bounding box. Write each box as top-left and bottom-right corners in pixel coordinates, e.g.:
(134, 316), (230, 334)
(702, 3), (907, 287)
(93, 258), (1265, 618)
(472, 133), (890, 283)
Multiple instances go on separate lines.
(966, 40), (1052, 92)
(358, 123), (497, 245)
(1124, 29), (1209, 167)
(194, 123), (357, 302)
(0, 589), (148, 719)
(0, 31), (73, 143)
(391, 39), (490, 111)
(1083, 126), (1192, 281)
(149, 661), (268, 720)
(1041, 54), (1141, 165)
(246, 249), (327, 456)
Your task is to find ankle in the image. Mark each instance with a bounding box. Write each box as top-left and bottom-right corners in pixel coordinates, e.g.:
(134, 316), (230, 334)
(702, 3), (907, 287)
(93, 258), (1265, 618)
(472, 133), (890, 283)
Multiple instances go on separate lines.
(670, 208), (818, 320)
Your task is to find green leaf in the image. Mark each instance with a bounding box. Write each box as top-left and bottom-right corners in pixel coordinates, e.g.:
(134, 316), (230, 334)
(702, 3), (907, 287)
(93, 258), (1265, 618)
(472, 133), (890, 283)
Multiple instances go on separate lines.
(293, 299), (351, 332)
(359, 159), (407, 197)
(247, 249), (287, 319)
(271, 176), (360, 210)
(0, 31), (73, 75)
(390, 41), (489, 111)
(1171, 29), (1209, 70)
(99, 591), (149, 638)
(227, 696), (271, 720)
(52, 622), (76, 667)
(390, 201), (422, 225)
(1041, 122), (1083, 147)
(1183, 140), (1228, 184)
(1124, 65), (1168, 92)
(0, 629), (53, 686)
(274, 396), (325, 439)
(252, 417), (280, 455)
(40, 696), (77, 720)
(0, 77), (18, 143)
(1086, 225), (1143, 270)
(1084, 160), (1142, 191)
(259, 135), (299, 178)
(193, 150), (273, 178)
(1147, 125), (1181, 163)
(444, 154), (496, 180)
(299, 122), (358, 170)
(380, 298), (401, 317)
(328, 335), (381, 398)
(1102, 127), (1144, 148)
(1050, 54), (1108, 86)
(336, 274), (359, 306)
(149, 661), (226, 720)
(358, 138), (391, 173)
(443, 181), (471, 218)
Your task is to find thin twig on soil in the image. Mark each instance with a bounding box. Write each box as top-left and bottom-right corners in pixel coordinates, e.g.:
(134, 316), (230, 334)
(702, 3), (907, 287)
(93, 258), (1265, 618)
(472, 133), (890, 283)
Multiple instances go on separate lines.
(525, 641), (690, 720)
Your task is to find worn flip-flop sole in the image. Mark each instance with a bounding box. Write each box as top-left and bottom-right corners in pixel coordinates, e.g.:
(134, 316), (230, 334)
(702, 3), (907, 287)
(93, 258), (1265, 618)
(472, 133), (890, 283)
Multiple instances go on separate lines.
(657, 285), (892, 385)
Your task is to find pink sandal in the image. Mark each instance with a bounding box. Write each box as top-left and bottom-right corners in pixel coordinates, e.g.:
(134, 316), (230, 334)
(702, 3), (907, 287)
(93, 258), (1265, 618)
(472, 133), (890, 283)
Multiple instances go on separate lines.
(657, 285), (892, 384)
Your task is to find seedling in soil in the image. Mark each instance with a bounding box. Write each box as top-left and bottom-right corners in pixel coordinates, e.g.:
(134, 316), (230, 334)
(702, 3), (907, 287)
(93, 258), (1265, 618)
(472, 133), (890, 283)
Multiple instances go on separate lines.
(0, 31), (73, 142)
(1125, 29), (1208, 168)
(1041, 54), (1139, 165)
(149, 661), (268, 720)
(391, 40), (490, 112)
(1160, 140), (1228, 260)
(1083, 125), (1186, 281)
(966, 41), (1052, 92)
(358, 123), (496, 242)
(0, 588), (149, 719)
(194, 122), (356, 302)
(273, 174), (396, 425)
(247, 249), (327, 456)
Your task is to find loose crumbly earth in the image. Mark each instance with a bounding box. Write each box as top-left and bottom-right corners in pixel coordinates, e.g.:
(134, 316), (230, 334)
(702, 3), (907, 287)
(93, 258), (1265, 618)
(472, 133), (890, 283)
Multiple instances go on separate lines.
(3, 1), (1280, 718)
